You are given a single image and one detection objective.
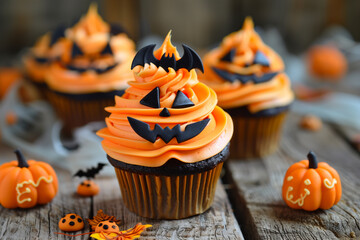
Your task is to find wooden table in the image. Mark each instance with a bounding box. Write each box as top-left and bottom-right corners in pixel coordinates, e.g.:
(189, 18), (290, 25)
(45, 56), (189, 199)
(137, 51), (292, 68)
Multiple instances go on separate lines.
(0, 111), (359, 239)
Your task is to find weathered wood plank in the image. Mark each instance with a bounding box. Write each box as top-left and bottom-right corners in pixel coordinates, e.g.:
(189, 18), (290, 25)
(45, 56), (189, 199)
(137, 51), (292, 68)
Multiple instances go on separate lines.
(225, 112), (360, 240)
(0, 144), (92, 240)
(93, 174), (244, 240)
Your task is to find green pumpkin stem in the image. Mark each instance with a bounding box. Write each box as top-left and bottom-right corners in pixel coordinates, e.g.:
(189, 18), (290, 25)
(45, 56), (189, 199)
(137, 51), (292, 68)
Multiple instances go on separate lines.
(14, 149), (29, 168)
(307, 151), (318, 169)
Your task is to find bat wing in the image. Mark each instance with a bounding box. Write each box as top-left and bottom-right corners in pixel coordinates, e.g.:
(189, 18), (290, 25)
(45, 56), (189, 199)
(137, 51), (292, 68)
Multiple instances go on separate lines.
(74, 170), (87, 178)
(176, 44), (204, 73)
(131, 44), (159, 69)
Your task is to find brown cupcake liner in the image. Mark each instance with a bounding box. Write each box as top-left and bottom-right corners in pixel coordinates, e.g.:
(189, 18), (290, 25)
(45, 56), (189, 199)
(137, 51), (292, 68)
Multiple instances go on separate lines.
(230, 112), (287, 159)
(114, 162), (223, 219)
(46, 90), (114, 135)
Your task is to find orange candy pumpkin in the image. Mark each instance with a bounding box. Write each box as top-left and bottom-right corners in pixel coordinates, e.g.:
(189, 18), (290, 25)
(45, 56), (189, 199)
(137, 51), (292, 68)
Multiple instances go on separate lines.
(77, 180), (99, 197)
(282, 151), (341, 211)
(0, 150), (58, 208)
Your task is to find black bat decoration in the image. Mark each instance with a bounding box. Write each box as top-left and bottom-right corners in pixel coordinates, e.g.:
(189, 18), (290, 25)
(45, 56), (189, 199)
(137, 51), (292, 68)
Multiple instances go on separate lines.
(212, 67), (278, 84)
(73, 163), (107, 179)
(128, 117), (210, 143)
(131, 44), (204, 73)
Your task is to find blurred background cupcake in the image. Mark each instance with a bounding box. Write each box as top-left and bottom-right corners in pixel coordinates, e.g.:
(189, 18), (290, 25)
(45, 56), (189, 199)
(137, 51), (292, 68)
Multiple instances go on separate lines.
(45, 4), (135, 136)
(200, 18), (294, 159)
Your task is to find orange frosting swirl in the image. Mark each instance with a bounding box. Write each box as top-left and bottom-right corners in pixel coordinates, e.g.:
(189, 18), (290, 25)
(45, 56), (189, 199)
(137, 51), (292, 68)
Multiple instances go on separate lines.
(200, 17), (293, 112)
(97, 32), (233, 167)
(23, 32), (68, 83)
(46, 4), (135, 93)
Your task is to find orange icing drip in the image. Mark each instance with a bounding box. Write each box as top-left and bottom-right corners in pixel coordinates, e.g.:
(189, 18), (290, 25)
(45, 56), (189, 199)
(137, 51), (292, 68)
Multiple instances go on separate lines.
(200, 17), (293, 112)
(45, 4), (135, 93)
(97, 32), (233, 167)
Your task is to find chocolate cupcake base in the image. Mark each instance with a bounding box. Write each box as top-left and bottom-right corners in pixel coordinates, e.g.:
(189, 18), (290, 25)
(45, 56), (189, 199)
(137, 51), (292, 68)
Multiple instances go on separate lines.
(108, 144), (229, 219)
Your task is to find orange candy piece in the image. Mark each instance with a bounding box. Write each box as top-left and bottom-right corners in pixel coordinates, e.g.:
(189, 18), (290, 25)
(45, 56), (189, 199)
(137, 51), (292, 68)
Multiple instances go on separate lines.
(307, 45), (347, 80)
(77, 180), (100, 197)
(59, 213), (84, 232)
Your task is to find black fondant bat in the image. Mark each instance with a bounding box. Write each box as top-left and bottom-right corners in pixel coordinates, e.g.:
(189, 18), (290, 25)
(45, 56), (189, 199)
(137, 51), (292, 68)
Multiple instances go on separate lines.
(131, 44), (204, 73)
(73, 163), (107, 179)
(128, 117), (210, 143)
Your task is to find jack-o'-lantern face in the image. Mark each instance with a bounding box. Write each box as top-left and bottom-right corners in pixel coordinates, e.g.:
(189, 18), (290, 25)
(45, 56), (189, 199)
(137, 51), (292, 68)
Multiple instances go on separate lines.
(95, 220), (119, 233)
(282, 151), (342, 211)
(127, 41), (210, 144)
(77, 180), (99, 197)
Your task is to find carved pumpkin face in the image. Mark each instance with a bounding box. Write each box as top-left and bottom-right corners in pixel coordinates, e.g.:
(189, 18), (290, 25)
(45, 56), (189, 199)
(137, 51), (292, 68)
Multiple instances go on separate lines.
(0, 150), (58, 209)
(95, 220), (119, 233)
(282, 151), (342, 211)
(77, 180), (100, 197)
(126, 37), (210, 144)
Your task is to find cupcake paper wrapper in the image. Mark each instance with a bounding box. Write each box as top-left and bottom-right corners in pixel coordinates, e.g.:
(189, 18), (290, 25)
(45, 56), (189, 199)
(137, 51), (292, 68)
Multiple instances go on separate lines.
(46, 90), (115, 134)
(114, 162), (223, 219)
(230, 112), (287, 159)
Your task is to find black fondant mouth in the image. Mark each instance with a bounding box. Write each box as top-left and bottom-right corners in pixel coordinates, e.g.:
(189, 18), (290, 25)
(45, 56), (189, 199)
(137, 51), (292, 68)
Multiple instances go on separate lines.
(128, 117), (210, 143)
(212, 67), (278, 84)
(65, 63), (118, 74)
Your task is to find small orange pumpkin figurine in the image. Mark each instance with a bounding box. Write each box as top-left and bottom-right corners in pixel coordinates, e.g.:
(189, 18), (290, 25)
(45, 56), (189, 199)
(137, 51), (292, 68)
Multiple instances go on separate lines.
(0, 150), (58, 208)
(74, 163), (106, 197)
(282, 151), (341, 211)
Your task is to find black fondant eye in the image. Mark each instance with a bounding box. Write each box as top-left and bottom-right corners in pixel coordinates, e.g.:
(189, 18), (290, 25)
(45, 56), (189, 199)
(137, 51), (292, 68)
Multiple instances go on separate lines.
(87, 184), (91, 187)
(172, 91), (194, 108)
(100, 42), (113, 56)
(103, 225), (109, 230)
(253, 50), (270, 67)
(71, 43), (84, 58)
(78, 218), (82, 223)
(62, 219), (66, 223)
(112, 225), (116, 229)
(50, 25), (66, 47)
(99, 223), (103, 227)
(70, 215), (76, 219)
(69, 221), (75, 226)
(159, 108), (171, 117)
(140, 87), (160, 108)
(220, 48), (236, 62)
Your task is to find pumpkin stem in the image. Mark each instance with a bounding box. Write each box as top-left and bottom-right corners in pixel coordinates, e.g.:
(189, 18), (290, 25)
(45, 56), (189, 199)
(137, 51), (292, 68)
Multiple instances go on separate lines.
(14, 149), (29, 168)
(307, 151), (318, 169)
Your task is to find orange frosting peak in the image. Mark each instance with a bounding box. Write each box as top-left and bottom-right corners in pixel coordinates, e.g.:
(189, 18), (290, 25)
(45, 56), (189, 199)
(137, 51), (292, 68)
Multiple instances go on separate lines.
(243, 16), (254, 31)
(154, 31), (181, 60)
(74, 3), (109, 35)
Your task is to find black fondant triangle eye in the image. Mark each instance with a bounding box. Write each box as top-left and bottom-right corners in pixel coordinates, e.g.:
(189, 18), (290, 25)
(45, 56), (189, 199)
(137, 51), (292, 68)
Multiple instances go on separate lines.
(172, 91), (194, 108)
(253, 50), (270, 66)
(159, 108), (171, 117)
(71, 43), (84, 58)
(140, 87), (160, 108)
(50, 25), (66, 47)
(100, 43), (113, 55)
(110, 24), (125, 35)
(220, 48), (236, 62)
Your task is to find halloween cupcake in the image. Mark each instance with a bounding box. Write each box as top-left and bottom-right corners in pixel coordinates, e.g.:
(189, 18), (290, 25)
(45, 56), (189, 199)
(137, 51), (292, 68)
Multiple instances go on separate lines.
(45, 4), (135, 134)
(23, 26), (68, 98)
(97, 32), (233, 219)
(200, 17), (294, 159)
